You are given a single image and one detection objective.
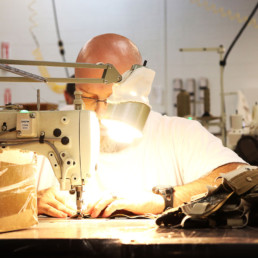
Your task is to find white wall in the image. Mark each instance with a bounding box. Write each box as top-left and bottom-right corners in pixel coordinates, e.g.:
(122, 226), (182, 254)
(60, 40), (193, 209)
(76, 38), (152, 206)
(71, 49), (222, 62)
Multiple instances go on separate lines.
(167, 0), (258, 125)
(0, 0), (258, 128)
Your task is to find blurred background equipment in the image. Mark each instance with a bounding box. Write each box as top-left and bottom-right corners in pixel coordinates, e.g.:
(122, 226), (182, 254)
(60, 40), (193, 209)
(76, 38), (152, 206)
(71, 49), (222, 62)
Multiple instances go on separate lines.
(199, 77), (210, 117)
(185, 78), (197, 117)
(173, 78), (183, 115)
(178, 45), (226, 144)
(228, 102), (258, 166)
(175, 76), (222, 137)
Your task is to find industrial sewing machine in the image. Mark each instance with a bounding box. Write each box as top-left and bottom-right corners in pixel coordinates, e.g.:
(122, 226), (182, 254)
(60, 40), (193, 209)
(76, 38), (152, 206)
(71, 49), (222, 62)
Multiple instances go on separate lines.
(0, 99), (99, 217)
(0, 59), (123, 217)
(0, 58), (154, 217)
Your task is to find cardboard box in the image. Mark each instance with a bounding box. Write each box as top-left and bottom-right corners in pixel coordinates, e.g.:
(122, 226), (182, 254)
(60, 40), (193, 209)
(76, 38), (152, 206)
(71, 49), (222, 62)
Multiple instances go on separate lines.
(0, 160), (38, 233)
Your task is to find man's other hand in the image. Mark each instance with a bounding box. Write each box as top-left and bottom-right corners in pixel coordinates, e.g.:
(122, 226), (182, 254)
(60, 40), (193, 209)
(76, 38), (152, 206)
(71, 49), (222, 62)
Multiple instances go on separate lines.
(84, 191), (165, 218)
(37, 187), (76, 218)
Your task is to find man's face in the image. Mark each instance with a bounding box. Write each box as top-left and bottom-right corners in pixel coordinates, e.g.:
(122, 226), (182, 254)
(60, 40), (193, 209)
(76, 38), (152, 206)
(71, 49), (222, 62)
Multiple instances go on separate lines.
(76, 68), (113, 118)
(76, 81), (133, 153)
(76, 82), (113, 118)
(76, 67), (135, 153)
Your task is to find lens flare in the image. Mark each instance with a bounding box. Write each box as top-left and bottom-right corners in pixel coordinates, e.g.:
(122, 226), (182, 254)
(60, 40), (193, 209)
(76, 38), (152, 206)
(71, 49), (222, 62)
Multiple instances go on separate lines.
(101, 119), (142, 143)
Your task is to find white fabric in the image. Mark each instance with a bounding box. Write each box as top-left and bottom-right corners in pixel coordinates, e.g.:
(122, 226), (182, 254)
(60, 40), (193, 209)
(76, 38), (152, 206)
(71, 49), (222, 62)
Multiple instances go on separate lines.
(108, 67), (155, 106)
(36, 155), (59, 190)
(93, 111), (245, 195)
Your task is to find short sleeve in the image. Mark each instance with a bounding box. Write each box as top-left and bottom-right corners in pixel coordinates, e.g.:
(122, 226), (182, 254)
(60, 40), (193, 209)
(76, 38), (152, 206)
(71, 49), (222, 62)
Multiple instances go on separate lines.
(171, 118), (245, 184)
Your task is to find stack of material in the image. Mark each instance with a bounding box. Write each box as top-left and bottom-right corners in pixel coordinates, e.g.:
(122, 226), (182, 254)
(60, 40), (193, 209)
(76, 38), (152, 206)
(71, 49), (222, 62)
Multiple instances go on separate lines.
(0, 150), (38, 233)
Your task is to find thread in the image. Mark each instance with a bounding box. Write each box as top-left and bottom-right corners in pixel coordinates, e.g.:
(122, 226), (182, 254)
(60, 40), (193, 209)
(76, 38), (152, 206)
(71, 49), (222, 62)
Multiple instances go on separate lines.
(190, 0), (258, 29)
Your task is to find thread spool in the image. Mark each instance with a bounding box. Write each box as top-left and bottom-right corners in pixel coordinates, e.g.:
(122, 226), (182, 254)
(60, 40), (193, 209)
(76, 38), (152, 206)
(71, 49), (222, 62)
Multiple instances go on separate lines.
(177, 90), (190, 117)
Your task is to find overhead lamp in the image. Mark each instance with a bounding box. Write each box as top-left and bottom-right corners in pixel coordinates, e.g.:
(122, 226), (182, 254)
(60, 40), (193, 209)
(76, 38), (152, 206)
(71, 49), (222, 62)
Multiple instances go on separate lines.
(101, 65), (155, 143)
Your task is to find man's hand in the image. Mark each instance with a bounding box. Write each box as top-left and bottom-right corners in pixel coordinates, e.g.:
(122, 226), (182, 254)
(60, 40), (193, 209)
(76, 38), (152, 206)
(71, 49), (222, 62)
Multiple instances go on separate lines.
(84, 191), (165, 218)
(37, 187), (76, 218)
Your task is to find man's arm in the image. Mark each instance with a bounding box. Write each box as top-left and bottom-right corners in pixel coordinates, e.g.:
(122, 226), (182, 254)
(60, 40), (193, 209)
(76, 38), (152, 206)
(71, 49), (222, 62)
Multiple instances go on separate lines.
(83, 162), (248, 217)
(36, 162), (247, 218)
(173, 162), (246, 207)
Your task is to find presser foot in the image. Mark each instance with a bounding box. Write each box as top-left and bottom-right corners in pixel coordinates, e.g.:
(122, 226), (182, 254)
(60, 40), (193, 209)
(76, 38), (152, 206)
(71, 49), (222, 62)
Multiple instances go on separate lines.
(71, 212), (90, 219)
(71, 211), (83, 219)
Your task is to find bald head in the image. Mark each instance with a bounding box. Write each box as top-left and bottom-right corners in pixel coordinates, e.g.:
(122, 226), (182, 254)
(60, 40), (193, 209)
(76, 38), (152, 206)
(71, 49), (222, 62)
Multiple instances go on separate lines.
(75, 34), (142, 115)
(76, 33), (142, 75)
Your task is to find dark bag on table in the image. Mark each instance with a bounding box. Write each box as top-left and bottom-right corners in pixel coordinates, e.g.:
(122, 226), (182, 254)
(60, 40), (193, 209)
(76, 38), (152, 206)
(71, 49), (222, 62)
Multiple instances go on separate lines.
(156, 165), (258, 228)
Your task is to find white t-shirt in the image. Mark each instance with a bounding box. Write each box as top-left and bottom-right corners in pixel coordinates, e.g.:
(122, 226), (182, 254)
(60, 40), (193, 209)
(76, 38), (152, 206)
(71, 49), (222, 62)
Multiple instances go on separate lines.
(93, 111), (245, 194)
(37, 110), (245, 193)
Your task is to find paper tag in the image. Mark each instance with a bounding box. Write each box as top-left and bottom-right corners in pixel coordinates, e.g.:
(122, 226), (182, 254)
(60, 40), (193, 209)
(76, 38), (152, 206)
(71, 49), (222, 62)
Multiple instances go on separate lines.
(21, 119), (30, 130)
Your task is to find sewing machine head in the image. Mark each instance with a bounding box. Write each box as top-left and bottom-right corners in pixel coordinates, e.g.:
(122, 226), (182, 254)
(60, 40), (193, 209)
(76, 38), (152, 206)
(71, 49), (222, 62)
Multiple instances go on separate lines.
(0, 107), (100, 216)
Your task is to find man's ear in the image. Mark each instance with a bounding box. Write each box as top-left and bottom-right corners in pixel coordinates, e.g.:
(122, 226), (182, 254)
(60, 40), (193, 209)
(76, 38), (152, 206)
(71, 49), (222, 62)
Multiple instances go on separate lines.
(64, 91), (72, 104)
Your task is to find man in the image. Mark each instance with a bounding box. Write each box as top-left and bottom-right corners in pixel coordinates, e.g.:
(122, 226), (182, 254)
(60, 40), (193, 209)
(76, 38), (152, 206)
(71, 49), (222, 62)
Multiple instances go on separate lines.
(37, 33), (246, 218)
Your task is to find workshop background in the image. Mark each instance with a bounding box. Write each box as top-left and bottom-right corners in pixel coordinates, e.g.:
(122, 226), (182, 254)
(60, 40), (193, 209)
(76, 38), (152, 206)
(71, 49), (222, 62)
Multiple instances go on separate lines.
(0, 0), (258, 129)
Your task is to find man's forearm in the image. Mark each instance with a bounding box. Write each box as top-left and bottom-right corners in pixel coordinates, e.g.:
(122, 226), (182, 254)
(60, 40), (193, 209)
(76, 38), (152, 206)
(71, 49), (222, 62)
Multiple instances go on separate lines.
(173, 162), (246, 207)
